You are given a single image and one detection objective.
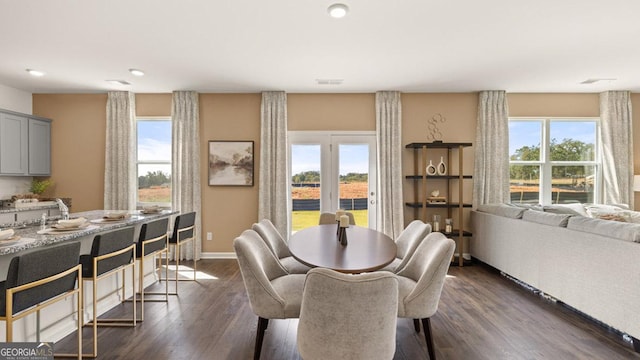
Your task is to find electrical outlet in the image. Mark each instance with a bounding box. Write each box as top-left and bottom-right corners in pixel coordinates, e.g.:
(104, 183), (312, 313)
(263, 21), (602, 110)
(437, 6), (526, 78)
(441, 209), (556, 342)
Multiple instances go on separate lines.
(206, 232), (212, 241)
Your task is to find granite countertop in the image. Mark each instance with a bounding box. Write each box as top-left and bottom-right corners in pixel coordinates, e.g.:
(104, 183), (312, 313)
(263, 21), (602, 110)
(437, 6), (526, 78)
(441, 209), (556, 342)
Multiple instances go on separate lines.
(0, 209), (177, 256)
(0, 203), (59, 214)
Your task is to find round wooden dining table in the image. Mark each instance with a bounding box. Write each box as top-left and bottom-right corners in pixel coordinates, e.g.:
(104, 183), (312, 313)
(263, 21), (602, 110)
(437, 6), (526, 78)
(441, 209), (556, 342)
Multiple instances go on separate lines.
(288, 224), (397, 274)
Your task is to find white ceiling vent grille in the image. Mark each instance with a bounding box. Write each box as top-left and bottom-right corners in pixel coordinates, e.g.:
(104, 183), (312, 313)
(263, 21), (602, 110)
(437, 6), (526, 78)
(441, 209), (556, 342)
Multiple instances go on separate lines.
(580, 78), (616, 84)
(316, 79), (344, 85)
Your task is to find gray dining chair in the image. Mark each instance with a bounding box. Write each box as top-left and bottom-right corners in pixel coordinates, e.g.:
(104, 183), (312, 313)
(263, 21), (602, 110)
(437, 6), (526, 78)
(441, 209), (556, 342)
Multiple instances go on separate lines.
(379, 220), (431, 273)
(297, 267), (399, 360)
(318, 211), (356, 226)
(233, 229), (306, 360)
(252, 219), (311, 274)
(396, 231), (455, 360)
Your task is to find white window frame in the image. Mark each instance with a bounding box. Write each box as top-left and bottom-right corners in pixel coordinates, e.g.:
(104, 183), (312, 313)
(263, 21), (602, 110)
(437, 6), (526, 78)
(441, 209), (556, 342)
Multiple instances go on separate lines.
(508, 117), (601, 205)
(135, 116), (172, 208)
(288, 131), (377, 233)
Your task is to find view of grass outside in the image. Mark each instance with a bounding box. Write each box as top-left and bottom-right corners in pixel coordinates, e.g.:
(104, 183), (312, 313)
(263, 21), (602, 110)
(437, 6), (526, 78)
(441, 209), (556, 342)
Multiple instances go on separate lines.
(139, 186), (171, 203)
(291, 210), (368, 232)
(138, 170), (171, 203)
(291, 175), (369, 231)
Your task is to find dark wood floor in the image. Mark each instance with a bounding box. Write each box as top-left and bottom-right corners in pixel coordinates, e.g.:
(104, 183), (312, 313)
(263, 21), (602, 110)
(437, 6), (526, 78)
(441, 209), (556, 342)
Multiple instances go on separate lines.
(55, 259), (640, 359)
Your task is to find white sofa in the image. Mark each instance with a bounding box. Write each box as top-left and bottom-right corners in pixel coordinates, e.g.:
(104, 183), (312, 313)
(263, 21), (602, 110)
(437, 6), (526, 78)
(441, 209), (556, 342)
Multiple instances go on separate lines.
(471, 204), (640, 349)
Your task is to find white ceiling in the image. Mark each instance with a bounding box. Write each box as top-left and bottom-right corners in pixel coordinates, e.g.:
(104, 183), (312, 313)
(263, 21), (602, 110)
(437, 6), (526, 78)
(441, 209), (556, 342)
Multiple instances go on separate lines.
(1, 0), (639, 94)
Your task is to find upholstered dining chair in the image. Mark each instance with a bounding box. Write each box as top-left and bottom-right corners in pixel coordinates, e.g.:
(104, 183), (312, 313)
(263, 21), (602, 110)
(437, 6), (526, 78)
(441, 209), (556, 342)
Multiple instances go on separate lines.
(166, 212), (197, 294)
(318, 211), (356, 226)
(379, 220), (431, 273)
(396, 232), (455, 360)
(297, 268), (399, 360)
(233, 229), (306, 360)
(80, 226), (137, 358)
(133, 217), (169, 320)
(0, 241), (83, 359)
(252, 219), (311, 274)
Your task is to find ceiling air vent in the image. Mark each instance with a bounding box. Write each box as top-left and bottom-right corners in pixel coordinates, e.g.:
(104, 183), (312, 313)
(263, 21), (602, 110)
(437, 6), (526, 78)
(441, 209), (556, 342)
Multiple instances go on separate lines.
(106, 80), (131, 86)
(580, 78), (616, 84)
(316, 79), (343, 85)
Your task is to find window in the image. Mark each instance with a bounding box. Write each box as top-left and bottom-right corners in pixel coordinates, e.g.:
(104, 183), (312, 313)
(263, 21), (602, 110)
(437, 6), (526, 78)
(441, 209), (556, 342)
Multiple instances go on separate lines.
(509, 118), (599, 205)
(136, 117), (171, 207)
(288, 132), (377, 234)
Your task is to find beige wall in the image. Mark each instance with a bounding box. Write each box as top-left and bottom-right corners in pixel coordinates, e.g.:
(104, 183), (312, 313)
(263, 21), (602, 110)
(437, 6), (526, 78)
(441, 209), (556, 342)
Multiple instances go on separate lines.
(508, 93), (600, 117)
(33, 94), (107, 212)
(288, 94), (375, 131)
(31, 91), (640, 253)
(200, 94), (261, 253)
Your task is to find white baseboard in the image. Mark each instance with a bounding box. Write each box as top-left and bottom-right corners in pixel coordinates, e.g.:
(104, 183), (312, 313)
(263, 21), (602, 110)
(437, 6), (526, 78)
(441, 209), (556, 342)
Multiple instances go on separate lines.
(201, 252), (236, 259)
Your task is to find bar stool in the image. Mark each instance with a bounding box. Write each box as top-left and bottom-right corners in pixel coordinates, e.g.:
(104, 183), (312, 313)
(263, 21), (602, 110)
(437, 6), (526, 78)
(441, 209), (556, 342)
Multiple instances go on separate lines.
(165, 212), (197, 294)
(134, 217), (169, 321)
(0, 242), (83, 359)
(79, 227), (137, 358)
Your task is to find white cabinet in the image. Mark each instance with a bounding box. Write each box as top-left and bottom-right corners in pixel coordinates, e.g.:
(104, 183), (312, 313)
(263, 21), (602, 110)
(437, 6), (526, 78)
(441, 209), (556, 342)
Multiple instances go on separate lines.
(0, 109), (51, 176)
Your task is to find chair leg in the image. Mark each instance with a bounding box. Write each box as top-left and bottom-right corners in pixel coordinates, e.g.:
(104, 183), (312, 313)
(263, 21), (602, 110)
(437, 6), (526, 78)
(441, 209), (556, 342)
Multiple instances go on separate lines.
(254, 317), (269, 360)
(413, 318), (421, 333)
(422, 318), (436, 360)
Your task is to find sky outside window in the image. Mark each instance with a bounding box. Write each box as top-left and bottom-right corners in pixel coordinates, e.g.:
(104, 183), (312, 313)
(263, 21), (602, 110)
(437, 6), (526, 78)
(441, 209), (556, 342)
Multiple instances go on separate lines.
(291, 145), (368, 176)
(137, 120), (171, 163)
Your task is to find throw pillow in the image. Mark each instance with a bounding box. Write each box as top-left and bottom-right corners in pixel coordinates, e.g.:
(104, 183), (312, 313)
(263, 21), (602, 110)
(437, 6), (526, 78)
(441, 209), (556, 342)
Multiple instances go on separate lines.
(477, 204), (526, 219)
(584, 204), (630, 222)
(543, 203), (588, 217)
(522, 209), (572, 227)
(567, 216), (640, 242)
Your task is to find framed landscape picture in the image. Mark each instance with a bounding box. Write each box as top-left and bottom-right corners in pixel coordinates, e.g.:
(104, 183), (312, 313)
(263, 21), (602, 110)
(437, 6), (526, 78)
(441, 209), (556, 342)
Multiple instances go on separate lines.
(208, 141), (254, 186)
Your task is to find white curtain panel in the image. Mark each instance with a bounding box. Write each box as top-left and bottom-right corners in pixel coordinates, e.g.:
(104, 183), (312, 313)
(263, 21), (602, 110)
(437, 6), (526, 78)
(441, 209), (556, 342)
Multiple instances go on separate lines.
(258, 91), (289, 239)
(104, 91), (136, 210)
(472, 90), (510, 207)
(171, 91), (202, 260)
(600, 91), (633, 207)
(376, 91), (404, 239)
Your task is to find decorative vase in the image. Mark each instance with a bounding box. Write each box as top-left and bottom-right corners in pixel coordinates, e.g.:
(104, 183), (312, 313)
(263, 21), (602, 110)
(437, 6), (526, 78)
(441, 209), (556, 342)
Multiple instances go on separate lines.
(445, 218), (453, 233)
(437, 156), (447, 175)
(426, 160), (437, 176)
(433, 214), (441, 232)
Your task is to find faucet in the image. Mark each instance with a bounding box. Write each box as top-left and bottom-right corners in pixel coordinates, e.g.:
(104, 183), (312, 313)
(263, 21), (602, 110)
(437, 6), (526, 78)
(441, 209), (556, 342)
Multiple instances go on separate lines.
(56, 198), (69, 220)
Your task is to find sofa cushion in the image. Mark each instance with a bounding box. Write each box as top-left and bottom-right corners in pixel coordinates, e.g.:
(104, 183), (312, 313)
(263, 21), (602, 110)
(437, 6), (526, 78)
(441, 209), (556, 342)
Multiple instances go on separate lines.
(543, 203), (588, 217)
(522, 210), (571, 227)
(477, 204), (526, 219)
(511, 203), (544, 212)
(567, 216), (640, 242)
(622, 211), (640, 224)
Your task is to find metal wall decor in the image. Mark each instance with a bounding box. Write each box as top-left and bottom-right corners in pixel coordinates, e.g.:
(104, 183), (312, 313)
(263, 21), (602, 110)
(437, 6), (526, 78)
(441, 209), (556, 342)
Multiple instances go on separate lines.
(427, 113), (446, 141)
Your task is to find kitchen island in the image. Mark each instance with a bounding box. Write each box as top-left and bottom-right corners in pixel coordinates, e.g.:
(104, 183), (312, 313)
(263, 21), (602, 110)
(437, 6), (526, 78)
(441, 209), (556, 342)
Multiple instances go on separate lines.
(0, 209), (178, 343)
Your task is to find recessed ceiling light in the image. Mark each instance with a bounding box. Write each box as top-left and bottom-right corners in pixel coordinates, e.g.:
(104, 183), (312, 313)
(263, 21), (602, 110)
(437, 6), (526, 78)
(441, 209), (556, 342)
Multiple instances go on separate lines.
(106, 80), (131, 86)
(328, 3), (349, 18)
(26, 69), (45, 77)
(129, 69), (145, 77)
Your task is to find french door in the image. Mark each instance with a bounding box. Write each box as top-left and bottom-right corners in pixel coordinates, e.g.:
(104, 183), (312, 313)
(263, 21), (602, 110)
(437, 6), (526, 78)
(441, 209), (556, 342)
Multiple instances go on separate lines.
(289, 131), (377, 234)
